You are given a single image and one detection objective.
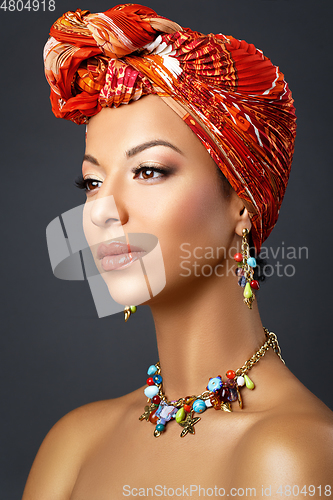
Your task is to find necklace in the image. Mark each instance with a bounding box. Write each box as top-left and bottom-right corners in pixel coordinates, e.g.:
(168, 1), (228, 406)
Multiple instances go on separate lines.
(139, 328), (284, 437)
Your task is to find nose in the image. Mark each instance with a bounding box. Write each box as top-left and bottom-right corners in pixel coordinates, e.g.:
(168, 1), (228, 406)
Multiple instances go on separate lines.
(88, 193), (128, 237)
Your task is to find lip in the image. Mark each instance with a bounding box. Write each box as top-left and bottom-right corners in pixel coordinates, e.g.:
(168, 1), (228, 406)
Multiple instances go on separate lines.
(97, 240), (147, 272)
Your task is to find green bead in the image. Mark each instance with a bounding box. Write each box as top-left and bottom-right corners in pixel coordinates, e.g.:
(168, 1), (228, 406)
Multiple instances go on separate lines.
(175, 407), (186, 423)
(244, 374), (255, 390)
(130, 305), (137, 313)
(243, 282), (253, 299)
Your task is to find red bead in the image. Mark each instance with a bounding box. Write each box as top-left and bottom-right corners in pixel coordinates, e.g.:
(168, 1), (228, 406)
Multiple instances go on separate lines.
(226, 370), (236, 379)
(149, 409), (159, 424)
(250, 280), (260, 290)
(184, 404), (192, 413)
(234, 253), (243, 262)
(152, 395), (160, 405)
(147, 377), (155, 386)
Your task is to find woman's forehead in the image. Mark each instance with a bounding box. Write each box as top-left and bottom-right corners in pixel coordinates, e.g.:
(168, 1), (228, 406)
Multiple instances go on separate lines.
(85, 95), (207, 157)
(87, 95), (184, 133)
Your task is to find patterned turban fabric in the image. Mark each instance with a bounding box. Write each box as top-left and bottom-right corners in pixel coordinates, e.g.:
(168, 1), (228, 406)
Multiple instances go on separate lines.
(44, 4), (296, 252)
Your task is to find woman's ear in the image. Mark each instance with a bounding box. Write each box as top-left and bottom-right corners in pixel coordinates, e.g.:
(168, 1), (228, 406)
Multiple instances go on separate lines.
(235, 206), (251, 237)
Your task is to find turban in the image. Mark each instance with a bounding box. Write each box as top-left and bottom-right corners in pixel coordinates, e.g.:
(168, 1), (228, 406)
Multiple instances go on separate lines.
(43, 4), (296, 252)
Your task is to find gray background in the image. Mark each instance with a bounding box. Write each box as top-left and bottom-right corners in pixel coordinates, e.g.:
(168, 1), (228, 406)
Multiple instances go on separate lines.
(1, 0), (332, 498)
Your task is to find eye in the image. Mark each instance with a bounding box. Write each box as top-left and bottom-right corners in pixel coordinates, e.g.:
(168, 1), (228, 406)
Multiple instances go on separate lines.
(84, 179), (102, 192)
(75, 175), (102, 192)
(132, 165), (170, 181)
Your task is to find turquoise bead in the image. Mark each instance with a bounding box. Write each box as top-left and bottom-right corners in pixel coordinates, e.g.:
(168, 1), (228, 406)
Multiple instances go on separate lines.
(192, 399), (206, 413)
(144, 385), (159, 398)
(207, 377), (222, 392)
(153, 374), (162, 384)
(156, 423), (165, 432)
(247, 257), (257, 268)
(147, 365), (157, 376)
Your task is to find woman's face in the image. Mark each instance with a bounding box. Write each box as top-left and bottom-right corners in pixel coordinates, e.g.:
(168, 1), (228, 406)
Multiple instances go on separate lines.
(82, 95), (240, 306)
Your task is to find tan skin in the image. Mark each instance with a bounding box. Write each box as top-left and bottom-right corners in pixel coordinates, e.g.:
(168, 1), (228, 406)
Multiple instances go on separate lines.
(23, 95), (333, 500)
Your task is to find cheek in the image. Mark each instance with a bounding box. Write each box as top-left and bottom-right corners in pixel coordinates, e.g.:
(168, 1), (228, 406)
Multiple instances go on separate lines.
(166, 180), (229, 245)
(82, 203), (93, 258)
(82, 202), (92, 241)
(135, 179), (231, 267)
(82, 201), (101, 250)
(81, 201), (108, 276)
(82, 202), (101, 274)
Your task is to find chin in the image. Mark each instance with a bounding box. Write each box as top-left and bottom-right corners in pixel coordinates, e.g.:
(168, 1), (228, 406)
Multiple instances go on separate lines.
(99, 245), (167, 306)
(101, 260), (151, 305)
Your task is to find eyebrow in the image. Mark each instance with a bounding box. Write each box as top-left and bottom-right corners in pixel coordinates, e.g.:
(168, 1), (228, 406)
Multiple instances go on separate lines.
(82, 154), (100, 166)
(126, 140), (184, 158)
(82, 140), (183, 166)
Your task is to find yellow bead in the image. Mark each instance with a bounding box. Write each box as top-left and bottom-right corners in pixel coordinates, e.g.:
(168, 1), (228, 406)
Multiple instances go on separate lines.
(243, 282), (253, 299)
(175, 407), (186, 423)
(244, 374), (255, 390)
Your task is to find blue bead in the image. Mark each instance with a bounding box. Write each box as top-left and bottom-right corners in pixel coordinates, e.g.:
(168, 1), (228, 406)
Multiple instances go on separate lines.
(192, 399), (207, 413)
(159, 418), (166, 425)
(144, 385), (159, 399)
(147, 364), (158, 376)
(247, 257), (257, 268)
(238, 276), (246, 287)
(153, 374), (163, 384)
(156, 423), (165, 432)
(207, 376), (222, 392)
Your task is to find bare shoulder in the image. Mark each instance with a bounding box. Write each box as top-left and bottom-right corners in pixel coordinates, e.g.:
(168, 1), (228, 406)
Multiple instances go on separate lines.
(235, 396), (333, 496)
(22, 388), (142, 500)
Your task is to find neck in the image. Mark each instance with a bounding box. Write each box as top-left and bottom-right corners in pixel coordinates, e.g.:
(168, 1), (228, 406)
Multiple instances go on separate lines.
(149, 273), (265, 401)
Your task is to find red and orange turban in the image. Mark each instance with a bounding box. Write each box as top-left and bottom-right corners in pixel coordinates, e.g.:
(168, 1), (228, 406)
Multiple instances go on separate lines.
(44, 4), (296, 252)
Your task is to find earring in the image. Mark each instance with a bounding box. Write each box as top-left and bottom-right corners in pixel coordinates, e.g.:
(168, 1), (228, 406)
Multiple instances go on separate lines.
(124, 305), (137, 322)
(233, 229), (260, 309)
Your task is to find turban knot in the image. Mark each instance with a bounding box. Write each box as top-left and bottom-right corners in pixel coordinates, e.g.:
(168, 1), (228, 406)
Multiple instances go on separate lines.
(44, 3), (297, 252)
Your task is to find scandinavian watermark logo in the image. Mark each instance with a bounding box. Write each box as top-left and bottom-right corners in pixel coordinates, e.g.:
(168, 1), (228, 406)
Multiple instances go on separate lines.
(179, 242), (308, 278)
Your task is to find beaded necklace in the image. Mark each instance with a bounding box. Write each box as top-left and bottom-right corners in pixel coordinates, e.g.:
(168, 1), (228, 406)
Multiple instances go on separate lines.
(139, 329), (284, 437)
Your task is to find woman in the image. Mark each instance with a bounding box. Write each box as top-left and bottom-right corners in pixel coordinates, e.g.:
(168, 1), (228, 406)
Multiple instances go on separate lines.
(23, 4), (333, 499)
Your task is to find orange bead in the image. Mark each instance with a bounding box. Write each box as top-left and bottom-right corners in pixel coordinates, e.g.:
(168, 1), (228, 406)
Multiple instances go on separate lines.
(226, 370), (236, 379)
(149, 409), (159, 424)
(184, 404), (192, 412)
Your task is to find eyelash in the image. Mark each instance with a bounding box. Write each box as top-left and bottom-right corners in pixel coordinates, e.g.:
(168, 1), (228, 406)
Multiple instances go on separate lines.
(74, 166), (170, 192)
(133, 165), (170, 180)
(74, 175), (101, 191)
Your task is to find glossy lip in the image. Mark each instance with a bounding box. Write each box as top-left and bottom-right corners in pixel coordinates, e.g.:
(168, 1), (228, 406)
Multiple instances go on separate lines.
(97, 240), (147, 272)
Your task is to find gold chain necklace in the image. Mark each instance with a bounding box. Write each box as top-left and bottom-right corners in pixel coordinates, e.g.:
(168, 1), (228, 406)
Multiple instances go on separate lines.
(139, 328), (284, 437)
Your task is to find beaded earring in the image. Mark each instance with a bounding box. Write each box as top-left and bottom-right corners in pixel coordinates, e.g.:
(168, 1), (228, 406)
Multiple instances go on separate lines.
(124, 305), (137, 322)
(234, 229), (260, 309)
